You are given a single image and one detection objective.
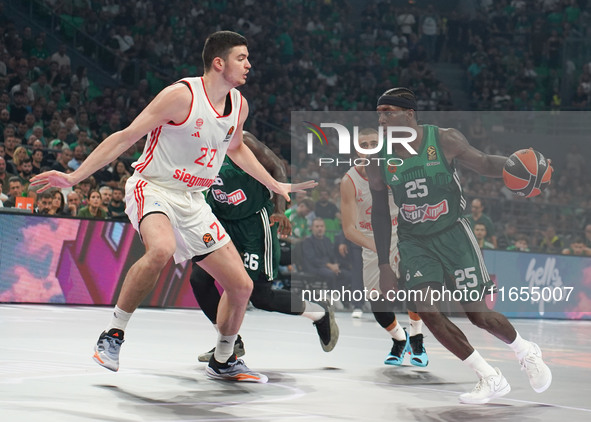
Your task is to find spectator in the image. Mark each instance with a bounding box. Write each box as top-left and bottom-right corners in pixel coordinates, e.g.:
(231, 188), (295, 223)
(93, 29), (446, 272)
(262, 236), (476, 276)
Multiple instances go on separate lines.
(0, 183), (7, 205)
(50, 44), (71, 69)
(506, 233), (531, 252)
(17, 157), (34, 186)
(78, 189), (108, 219)
(35, 191), (53, 214)
(30, 149), (44, 174)
(68, 145), (86, 170)
(536, 225), (564, 254)
(497, 222), (518, 250)
(48, 188), (66, 215)
(0, 155), (16, 193)
(584, 224), (591, 250)
(108, 186), (126, 219)
(99, 185), (113, 215)
(302, 218), (352, 309)
(65, 190), (81, 216)
(286, 197), (314, 241)
(315, 188), (339, 220)
(3, 176), (24, 208)
(51, 145), (73, 173)
(562, 237), (591, 256)
(465, 198), (496, 247)
(474, 222), (495, 249)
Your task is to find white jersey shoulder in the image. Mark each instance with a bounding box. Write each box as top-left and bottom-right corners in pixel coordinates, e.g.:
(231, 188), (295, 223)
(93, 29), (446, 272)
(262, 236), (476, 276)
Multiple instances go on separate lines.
(132, 77), (242, 191)
(344, 166), (399, 238)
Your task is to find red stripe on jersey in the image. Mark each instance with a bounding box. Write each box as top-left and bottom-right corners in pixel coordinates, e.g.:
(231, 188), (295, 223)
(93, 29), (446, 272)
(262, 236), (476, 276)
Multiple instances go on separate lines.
(136, 126), (162, 173)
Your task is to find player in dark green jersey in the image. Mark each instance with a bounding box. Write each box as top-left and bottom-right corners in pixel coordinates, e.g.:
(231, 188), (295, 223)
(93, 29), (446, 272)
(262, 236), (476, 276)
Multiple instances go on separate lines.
(190, 132), (339, 361)
(367, 87), (552, 404)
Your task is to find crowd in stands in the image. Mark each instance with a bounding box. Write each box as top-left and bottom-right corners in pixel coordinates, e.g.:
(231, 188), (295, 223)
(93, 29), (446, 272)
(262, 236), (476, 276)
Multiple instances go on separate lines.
(0, 0), (590, 259)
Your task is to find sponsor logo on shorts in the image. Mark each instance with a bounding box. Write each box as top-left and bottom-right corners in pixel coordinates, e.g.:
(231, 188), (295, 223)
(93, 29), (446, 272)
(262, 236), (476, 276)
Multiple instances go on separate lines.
(203, 233), (216, 248)
(211, 188), (247, 206)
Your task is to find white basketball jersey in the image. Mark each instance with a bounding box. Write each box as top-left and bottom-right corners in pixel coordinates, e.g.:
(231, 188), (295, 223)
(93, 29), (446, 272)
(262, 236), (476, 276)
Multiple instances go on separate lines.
(132, 77), (242, 192)
(344, 166), (399, 241)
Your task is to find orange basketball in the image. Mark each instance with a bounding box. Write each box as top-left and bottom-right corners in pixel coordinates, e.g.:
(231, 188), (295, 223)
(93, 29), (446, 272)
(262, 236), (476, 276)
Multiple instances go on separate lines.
(503, 149), (552, 198)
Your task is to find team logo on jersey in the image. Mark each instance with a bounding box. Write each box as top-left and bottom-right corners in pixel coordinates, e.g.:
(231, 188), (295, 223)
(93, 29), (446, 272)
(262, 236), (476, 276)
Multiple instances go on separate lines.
(223, 126), (235, 142)
(211, 188), (247, 205)
(213, 176), (223, 186)
(400, 199), (449, 224)
(387, 164), (398, 173)
(203, 233), (216, 248)
(192, 119), (204, 138)
(427, 145), (437, 161)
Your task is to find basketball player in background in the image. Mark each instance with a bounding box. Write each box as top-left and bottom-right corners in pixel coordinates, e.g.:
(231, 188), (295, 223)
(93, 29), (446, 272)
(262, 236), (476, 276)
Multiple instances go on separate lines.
(191, 131), (339, 361)
(340, 128), (428, 366)
(31, 31), (316, 383)
(367, 87), (552, 404)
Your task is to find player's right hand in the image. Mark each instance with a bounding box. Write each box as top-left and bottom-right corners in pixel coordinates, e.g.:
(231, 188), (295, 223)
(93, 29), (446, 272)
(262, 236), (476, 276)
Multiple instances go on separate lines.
(30, 170), (76, 193)
(378, 263), (399, 297)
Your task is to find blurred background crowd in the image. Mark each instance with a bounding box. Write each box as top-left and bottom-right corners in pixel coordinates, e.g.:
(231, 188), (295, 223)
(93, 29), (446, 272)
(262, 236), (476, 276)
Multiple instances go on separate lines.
(1, 0), (590, 260)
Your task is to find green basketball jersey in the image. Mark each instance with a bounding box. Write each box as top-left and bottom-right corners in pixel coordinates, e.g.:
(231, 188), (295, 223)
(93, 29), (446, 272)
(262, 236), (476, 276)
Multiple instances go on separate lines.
(381, 124), (466, 238)
(207, 156), (273, 220)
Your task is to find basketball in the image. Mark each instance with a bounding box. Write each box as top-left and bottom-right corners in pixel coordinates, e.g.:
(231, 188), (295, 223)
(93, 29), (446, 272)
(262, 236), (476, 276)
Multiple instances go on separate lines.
(503, 149), (552, 198)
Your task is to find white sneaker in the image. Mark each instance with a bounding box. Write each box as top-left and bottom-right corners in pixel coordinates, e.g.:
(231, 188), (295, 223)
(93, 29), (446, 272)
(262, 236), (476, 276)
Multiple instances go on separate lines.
(520, 342), (552, 393)
(459, 368), (511, 404)
(351, 308), (363, 319)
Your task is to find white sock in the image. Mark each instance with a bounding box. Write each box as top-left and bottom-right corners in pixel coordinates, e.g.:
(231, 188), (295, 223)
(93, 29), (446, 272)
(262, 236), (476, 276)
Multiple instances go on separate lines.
(508, 331), (531, 360)
(106, 305), (132, 332)
(409, 319), (423, 337)
(387, 321), (407, 341)
(301, 301), (325, 322)
(463, 350), (497, 379)
(213, 333), (237, 363)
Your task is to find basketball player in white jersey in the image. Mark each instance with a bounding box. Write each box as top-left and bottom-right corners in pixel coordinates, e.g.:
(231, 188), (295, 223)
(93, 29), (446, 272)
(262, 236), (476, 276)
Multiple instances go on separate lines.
(31, 31), (316, 383)
(340, 128), (428, 366)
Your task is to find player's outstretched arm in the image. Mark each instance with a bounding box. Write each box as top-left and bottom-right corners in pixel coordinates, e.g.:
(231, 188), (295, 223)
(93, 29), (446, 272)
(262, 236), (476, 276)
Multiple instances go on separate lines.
(242, 131), (292, 236)
(228, 100), (317, 201)
(439, 128), (507, 177)
(367, 157), (398, 293)
(31, 83), (191, 192)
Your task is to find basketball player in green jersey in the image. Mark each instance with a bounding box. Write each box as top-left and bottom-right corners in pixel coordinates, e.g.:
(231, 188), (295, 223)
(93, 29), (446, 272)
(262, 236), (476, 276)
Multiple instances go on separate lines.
(367, 88), (552, 404)
(191, 131), (339, 360)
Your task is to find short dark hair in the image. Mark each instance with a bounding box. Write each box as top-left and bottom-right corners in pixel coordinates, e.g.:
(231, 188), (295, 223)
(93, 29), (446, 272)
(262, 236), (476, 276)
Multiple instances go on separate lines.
(202, 31), (248, 72)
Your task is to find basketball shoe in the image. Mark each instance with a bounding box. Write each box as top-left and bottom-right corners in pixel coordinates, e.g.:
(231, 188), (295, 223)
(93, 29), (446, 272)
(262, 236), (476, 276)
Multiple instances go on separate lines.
(92, 328), (124, 372)
(206, 354), (268, 383)
(313, 302), (339, 352)
(459, 368), (511, 404)
(520, 342), (552, 393)
(198, 335), (246, 362)
(385, 331), (409, 366)
(407, 333), (429, 367)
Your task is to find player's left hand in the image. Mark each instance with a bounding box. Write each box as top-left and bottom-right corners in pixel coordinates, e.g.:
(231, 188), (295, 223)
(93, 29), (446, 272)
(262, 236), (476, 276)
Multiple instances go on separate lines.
(270, 213), (292, 237)
(272, 180), (318, 201)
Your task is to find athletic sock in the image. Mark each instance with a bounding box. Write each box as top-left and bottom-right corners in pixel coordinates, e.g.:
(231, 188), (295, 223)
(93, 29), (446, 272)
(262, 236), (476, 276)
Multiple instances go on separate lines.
(508, 331), (531, 360)
(463, 350), (497, 379)
(106, 305), (132, 332)
(409, 318), (423, 337)
(387, 321), (407, 341)
(213, 333), (237, 363)
(301, 301), (325, 322)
